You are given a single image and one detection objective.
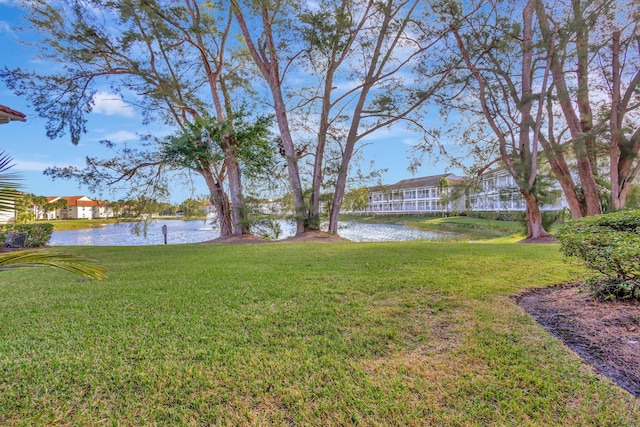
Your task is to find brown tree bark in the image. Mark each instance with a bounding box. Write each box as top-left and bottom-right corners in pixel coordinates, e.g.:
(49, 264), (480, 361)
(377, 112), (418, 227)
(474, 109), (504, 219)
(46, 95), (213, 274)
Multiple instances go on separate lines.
(610, 30), (640, 210)
(449, 0), (550, 240)
(535, 0), (601, 216)
(328, 0), (426, 234)
(202, 169), (233, 237)
(232, 0), (307, 234)
(523, 190), (551, 239)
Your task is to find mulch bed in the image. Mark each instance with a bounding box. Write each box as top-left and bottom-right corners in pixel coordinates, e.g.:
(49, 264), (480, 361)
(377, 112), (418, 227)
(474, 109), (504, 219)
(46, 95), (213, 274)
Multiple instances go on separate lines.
(517, 283), (640, 397)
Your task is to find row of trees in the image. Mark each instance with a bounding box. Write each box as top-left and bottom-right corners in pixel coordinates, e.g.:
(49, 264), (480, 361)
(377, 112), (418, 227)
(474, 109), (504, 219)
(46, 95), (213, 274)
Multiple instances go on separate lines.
(13, 193), (210, 223)
(15, 194), (67, 223)
(428, 0), (640, 237)
(2, 0), (639, 239)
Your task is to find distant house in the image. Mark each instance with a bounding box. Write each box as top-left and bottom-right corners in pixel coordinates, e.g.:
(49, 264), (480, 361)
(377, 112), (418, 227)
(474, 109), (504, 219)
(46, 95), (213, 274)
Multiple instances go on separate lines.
(0, 201), (15, 224)
(34, 196), (115, 220)
(0, 104), (26, 125)
(0, 104), (26, 224)
(366, 173), (466, 214)
(467, 169), (568, 212)
(367, 169), (569, 215)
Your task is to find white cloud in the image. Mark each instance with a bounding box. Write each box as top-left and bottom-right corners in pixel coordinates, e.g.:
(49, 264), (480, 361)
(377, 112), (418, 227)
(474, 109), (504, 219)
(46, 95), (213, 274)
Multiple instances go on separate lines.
(0, 21), (16, 37)
(13, 160), (58, 172)
(402, 137), (419, 146)
(92, 92), (136, 117)
(305, 1), (320, 11)
(101, 130), (138, 142)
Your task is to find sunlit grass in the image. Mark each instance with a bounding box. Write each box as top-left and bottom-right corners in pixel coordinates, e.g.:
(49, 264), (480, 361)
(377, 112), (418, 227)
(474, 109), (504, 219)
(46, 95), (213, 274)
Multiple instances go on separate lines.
(344, 214), (527, 241)
(1, 241), (638, 425)
(41, 217), (185, 231)
(43, 218), (119, 231)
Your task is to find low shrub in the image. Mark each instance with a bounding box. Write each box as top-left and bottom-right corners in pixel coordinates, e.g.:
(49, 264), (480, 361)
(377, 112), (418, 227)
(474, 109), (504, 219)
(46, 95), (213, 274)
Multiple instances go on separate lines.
(557, 210), (640, 299)
(0, 223), (54, 247)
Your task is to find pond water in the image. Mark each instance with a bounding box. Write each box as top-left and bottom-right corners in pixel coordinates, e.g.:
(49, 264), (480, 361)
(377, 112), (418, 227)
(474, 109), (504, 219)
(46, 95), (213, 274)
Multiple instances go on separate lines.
(49, 219), (452, 246)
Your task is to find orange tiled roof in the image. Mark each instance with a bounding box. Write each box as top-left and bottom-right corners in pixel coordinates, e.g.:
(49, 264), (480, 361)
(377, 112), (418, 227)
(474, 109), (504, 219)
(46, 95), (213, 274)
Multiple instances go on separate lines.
(0, 104), (26, 122)
(53, 196), (96, 207)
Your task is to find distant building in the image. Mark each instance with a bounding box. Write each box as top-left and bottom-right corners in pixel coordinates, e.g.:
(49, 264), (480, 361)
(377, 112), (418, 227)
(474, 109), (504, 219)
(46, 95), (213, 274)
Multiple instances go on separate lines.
(0, 200), (15, 224)
(0, 104), (26, 125)
(367, 173), (466, 214)
(467, 169), (567, 212)
(32, 196), (115, 220)
(0, 104), (26, 223)
(366, 169), (568, 215)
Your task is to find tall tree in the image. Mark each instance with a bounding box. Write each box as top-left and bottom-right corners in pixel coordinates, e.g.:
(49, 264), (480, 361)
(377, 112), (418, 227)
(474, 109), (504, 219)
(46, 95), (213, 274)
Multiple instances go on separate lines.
(535, 0), (640, 214)
(2, 0), (263, 236)
(306, 0), (453, 234)
(437, 0), (552, 238)
(233, 0), (451, 234)
(231, 0), (309, 233)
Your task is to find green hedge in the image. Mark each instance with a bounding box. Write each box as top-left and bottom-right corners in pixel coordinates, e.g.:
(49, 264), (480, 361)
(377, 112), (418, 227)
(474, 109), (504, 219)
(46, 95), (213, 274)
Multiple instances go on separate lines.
(0, 223), (54, 248)
(557, 210), (640, 299)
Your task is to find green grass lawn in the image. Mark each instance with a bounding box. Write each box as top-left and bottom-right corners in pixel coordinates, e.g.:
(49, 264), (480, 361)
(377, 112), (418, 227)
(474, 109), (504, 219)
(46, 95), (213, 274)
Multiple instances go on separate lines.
(45, 217), (184, 231)
(344, 214), (527, 241)
(44, 218), (120, 231)
(1, 241), (639, 425)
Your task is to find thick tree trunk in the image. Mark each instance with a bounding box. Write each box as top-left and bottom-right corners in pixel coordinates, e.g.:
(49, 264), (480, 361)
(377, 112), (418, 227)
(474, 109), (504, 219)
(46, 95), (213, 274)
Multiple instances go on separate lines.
(202, 170), (233, 236)
(609, 30), (640, 211)
(328, 153), (352, 234)
(573, 0), (598, 176)
(538, 138), (584, 218)
(309, 70), (336, 232)
(225, 153), (249, 235)
(522, 191), (551, 239)
(272, 90), (307, 234)
(232, 4), (308, 234)
(536, 0), (601, 216)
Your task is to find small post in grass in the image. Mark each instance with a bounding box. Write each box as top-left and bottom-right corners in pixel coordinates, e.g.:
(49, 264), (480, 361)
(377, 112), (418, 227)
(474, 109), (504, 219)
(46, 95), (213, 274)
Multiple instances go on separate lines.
(162, 224), (168, 245)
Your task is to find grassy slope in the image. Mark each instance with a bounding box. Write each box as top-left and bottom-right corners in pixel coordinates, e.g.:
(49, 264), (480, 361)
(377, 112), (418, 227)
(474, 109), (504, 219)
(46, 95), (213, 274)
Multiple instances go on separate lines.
(342, 215), (527, 241)
(45, 218), (119, 231)
(46, 218), (187, 231)
(1, 242), (638, 425)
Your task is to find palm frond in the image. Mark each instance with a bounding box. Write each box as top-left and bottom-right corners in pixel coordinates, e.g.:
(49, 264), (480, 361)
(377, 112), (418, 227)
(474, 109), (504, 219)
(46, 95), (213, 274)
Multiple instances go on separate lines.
(0, 151), (22, 212)
(0, 251), (107, 280)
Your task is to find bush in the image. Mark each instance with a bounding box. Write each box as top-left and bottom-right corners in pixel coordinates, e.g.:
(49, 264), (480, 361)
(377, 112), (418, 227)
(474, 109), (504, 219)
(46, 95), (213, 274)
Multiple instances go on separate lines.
(557, 210), (640, 299)
(0, 223), (54, 247)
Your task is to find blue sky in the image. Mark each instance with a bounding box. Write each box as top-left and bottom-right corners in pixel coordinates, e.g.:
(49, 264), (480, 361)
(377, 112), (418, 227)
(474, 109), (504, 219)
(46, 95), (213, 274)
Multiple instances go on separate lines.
(0, 1), (459, 203)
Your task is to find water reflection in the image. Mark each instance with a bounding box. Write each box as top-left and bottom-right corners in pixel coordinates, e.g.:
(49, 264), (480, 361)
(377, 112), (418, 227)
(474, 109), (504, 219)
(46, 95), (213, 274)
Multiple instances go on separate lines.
(49, 219), (452, 246)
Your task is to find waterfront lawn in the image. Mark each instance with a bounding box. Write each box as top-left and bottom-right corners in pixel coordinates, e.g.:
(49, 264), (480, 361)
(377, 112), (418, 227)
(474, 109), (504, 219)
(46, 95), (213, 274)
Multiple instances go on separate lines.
(47, 218), (180, 231)
(1, 242), (639, 425)
(46, 218), (119, 231)
(347, 215), (526, 241)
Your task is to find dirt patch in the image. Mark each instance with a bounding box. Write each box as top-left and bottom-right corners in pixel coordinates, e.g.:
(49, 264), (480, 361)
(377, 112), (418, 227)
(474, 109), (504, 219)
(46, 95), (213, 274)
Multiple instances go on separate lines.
(517, 235), (558, 244)
(201, 234), (269, 244)
(517, 283), (640, 397)
(280, 230), (348, 242)
(200, 231), (349, 244)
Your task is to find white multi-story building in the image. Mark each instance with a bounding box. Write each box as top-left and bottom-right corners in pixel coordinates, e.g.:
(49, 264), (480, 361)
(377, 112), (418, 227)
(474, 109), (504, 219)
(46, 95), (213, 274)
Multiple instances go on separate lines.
(367, 174), (466, 214)
(468, 169), (567, 212)
(32, 196), (115, 220)
(367, 170), (568, 214)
